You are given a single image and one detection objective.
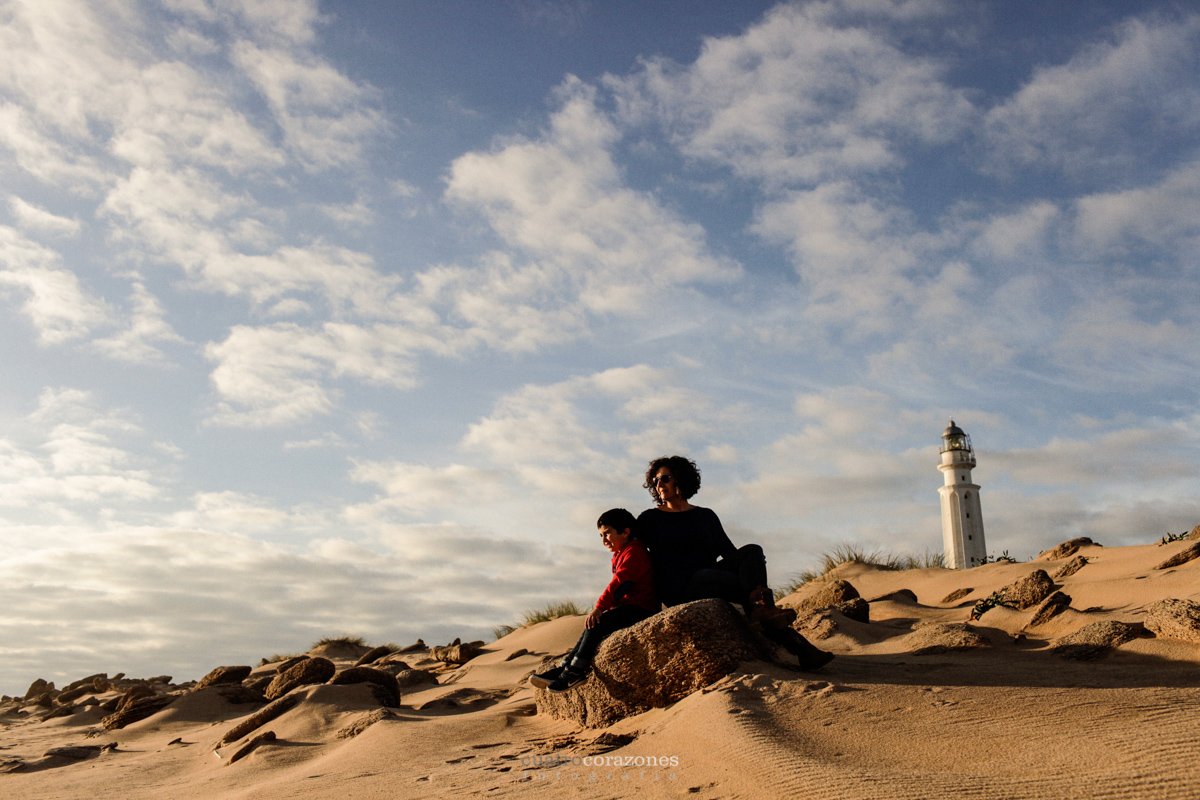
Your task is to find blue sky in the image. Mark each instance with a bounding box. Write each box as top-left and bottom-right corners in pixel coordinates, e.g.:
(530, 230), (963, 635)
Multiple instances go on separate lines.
(1, 0), (1198, 695)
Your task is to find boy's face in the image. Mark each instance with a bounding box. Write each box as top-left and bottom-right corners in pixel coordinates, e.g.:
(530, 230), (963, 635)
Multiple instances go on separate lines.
(598, 524), (631, 553)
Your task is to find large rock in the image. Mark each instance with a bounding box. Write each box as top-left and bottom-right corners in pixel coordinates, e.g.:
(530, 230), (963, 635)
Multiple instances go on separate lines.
(1154, 542), (1200, 570)
(1000, 569), (1056, 609)
(785, 579), (862, 617)
(904, 622), (989, 655)
(1144, 599), (1200, 643)
(1028, 592), (1072, 627)
(264, 657), (335, 700)
(327, 667), (401, 708)
(429, 641), (484, 665)
(1053, 621), (1144, 660)
(534, 599), (770, 728)
(195, 666), (253, 690)
(1053, 556), (1089, 580)
(1038, 538), (1097, 560)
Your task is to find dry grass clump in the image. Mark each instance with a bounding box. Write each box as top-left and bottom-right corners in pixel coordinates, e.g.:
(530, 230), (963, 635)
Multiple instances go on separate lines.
(777, 544), (945, 597)
(312, 635), (367, 649)
(493, 600), (585, 639)
(522, 600), (584, 626)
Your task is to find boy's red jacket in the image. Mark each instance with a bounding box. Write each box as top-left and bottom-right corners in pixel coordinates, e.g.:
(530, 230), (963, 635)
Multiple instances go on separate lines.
(593, 539), (658, 613)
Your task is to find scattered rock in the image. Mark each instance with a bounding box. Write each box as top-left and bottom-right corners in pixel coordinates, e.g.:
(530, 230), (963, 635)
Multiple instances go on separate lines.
(44, 744), (116, 761)
(1039, 538), (1097, 560)
(395, 669), (439, 689)
(272, 656), (308, 674)
(785, 579), (863, 617)
(115, 685), (155, 712)
(264, 657), (335, 700)
(415, 687), (507, 711)
(1154, 542), (1200, 570)
(1053, 621), (1144, 660)
(394, 639), (426, 653)
(353, 646), (393, 667)
(831, 597), (870, 622)
(872, 589), (917, 604)
(534, 599), (770, 728)
(1053, 556), (1089, 580)
(195, 666), (253, 690)
(226, 731), (276, 765)
(243, 674), (274, 695)
(1144, 599), (1200, 643)
(102, 694), (175, 730)
(211, 684), (266, 705)
(505, 648), (530, 661)
(220, 693), (302, 745)
(1000, 569), (1056, 610)
(22, 679), (54, 701)
(55, 685), (99, 705)
(940, 587), (973, 604)
(62, 674), (108, 694)
(337, 708), (397, 739)
(904, 622), (990, 655)
(429, 642), (484, 665)
(1186, 524), (1200, 541)
(309, 639), (372, 660)
(328, 667), (401, 708)
(1028, 592), (1072, 627)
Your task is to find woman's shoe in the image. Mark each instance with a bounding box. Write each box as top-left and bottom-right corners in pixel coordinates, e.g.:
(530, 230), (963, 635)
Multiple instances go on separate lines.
(766, 626), (834, 672)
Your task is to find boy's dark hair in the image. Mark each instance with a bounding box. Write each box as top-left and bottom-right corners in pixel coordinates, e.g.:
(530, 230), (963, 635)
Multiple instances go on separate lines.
(596, 508), (637, 534)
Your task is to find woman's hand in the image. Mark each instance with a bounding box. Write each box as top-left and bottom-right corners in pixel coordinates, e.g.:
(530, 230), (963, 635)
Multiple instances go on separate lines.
(585, 608), (601, 629)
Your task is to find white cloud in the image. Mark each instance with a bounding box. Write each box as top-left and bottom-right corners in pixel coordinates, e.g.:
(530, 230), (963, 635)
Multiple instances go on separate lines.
(231, 41), (386, 170)
(751, 182), (923, 334)
(0, 389), (163, 513)
(1071, 159), (1200, 257)
(90, 279), (185, 365)
(0, 226), (110, 344)
(8, 196), (81, 237)
(205, 322), (456, 427)
(983, 15), (1200, 178)
(446, 78), (739, 320)
(610, 0), (973, 185)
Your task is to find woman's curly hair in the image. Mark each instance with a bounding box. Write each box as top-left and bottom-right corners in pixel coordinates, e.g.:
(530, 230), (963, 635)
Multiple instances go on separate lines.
(643, 455), (701, 504)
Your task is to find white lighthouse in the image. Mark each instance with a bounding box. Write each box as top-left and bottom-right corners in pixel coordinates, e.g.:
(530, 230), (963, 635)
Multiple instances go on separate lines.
(938, 420), (986, 569)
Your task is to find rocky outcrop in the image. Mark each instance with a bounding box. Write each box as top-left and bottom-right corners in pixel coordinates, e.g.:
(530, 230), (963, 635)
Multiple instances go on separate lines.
(534, 599), (771, 728)
(1187, 524), (1200, 541)
(904, 622), (990, 655)
(429, 640), (485, 665)
(1053, 556), (1089, 579)
(264, 657), (335, 700)
(1000, 569), (1056, 609)
(195, 666), (252, 690)
(353, 646), (393, 666)
(1053, 621), (1144, 660)
(102, 694), (175, 730)
(940, 587), (973, 604)
(1144, 599), (1200, 643)
(328, 667), (401, 708)
(1154, 542), (1200, 570)
(1028, 591), (1072, 627)
(786, 579), (863, 616)
(1039, 538), (1097, 560)
(395, 668), (439, 689)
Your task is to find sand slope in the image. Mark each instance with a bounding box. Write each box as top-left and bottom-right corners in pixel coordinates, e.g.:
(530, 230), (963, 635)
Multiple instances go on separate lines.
(3, 538), (1199, 799)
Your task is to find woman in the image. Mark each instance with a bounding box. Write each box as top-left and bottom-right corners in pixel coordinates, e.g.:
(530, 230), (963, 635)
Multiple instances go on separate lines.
(636, 455), (833, 671)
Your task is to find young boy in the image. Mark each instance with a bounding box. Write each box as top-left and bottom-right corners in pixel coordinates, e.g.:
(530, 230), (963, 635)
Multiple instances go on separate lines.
(529, 508), (659, 693)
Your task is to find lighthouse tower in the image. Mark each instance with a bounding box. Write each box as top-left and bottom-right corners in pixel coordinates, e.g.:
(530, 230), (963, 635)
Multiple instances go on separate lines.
(938, 420), (986, 569)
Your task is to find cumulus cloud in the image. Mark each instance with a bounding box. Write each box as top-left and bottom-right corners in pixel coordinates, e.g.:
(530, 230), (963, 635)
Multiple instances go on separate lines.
(0, 389), (164, 515)
(8, 197), (81, 237)
(983, 14), (1200, 179)
(445, 78), (739, 317)
(0, 226), (109, 344)
(610, 0), (973, 185)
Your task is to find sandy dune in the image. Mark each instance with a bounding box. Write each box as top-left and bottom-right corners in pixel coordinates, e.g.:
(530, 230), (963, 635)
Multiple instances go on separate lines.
(3, 537), (1199, 799)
